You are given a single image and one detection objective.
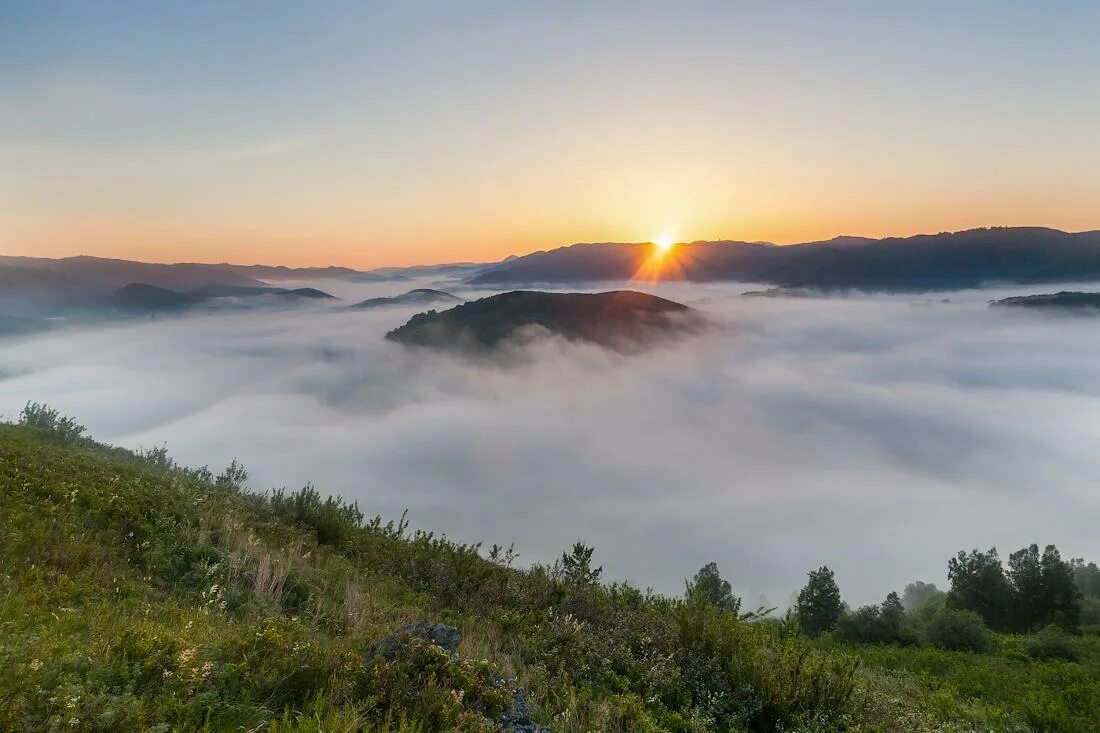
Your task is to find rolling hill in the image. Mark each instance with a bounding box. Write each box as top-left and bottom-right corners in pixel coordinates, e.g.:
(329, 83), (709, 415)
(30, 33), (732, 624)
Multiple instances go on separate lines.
(352, 288), (462, 309)
(386, 290), (700, 352)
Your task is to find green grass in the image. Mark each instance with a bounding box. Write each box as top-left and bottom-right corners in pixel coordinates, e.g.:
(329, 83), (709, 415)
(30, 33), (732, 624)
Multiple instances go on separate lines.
(0, 418), (1097, 732)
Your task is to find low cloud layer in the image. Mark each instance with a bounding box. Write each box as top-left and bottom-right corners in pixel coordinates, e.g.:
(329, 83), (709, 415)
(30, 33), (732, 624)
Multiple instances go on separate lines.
(3, 279), (1100, 607)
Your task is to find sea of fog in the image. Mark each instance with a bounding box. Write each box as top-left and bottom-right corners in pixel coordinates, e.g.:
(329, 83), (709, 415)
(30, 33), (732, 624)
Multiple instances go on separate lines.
(3, 278), (1100, 608)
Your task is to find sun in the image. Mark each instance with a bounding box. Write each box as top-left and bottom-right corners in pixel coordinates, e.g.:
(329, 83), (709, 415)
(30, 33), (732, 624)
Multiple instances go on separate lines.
(654, 233), (676, 254)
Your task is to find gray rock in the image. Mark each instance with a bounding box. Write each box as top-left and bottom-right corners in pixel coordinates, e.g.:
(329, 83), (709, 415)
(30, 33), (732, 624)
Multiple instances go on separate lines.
(501, 688), (552, 733)
(370, 621), (463, 658)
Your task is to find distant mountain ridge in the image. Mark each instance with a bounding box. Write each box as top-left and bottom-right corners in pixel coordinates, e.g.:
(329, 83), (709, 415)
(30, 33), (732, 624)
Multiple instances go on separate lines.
(352, 289), (462, 309)
(109, 283), (336, 313)
(0, 254), (495, 314)
(470, 227), (1100, 291)
(991, 291), (1100, 311)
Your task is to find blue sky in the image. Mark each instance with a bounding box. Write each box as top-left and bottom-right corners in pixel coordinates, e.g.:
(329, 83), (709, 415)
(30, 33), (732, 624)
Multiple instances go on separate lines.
(2, 1), (1098, 266)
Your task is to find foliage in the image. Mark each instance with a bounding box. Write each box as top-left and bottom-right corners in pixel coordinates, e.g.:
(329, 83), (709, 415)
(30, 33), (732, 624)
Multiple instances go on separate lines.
(901, 581), (942, 611)
(949, 545), (1082, 633)
(0, 413), (863, 732)
(834, 592), (913, 646)
(18, 401), (86, 442)
(797, 566), (843, 637)
(553, 542), (602, 586)
(1071, 559), (1100, 598)
(1028, 625), (1079, 662)
(270, 483), (364, 548)
(3, 407), (1099, 733)
(947, 548), (1014, 631)
(684, 562), (740, 613)
(923, 607), (992, 653)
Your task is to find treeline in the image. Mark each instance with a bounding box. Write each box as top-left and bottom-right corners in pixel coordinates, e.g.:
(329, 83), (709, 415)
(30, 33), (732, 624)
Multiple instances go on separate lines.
(686, 544), (1100, 659)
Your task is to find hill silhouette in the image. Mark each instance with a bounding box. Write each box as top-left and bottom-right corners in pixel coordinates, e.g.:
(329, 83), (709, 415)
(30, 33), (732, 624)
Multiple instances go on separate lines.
(386, 290), (699, 352)
(352, 288), (462, 309)
(991, 291), (1100, 311)
(110, 283), (336, 313)
(471, 227), (1100, 291)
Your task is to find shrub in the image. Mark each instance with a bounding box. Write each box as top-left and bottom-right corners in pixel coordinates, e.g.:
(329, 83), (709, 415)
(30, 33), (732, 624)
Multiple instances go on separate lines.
(1027, 624), (1078, 662)
(270, 484), (364, 548)
(923, 608), (991, 653)
(17, 402), (85, 443)
(675, 593), (857, 729)
(835, 606), (886, 644)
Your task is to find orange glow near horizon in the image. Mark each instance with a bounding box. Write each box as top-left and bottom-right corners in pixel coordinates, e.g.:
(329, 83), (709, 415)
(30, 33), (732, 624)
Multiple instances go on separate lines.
(630, 239), (686, 284)
(6, 210), (1100, 270)
(4, 5), (1100, 270)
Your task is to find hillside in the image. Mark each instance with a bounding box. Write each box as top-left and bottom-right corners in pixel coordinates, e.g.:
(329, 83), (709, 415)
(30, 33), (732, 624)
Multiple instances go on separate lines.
(352, 288), (462, 309)
(470, 228), (1100, 291)
(386, 290), (700, 352)
(0, 256), (264, 313)
(109, 283), (336, 314)
(3, 409), (1098, 732)
(991, 292), (1100, 311)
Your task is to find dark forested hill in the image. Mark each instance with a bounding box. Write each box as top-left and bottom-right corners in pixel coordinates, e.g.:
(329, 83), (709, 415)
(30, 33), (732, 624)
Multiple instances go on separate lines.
(108, 282), (337, 314)
(386, 290), (700, 352)
(991, 291), (1100, 311)
(352, 288), (462, 309)
(470, 228), (1100, 291)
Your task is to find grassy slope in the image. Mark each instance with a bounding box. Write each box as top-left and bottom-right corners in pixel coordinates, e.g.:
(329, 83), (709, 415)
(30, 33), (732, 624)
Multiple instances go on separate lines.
(0, 422), (1097, 732)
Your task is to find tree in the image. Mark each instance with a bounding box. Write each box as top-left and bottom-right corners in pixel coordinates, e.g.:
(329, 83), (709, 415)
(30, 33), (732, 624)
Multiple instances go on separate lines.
(1070, 559), (1100, 598)
(902, 581), (941, 611)
(880, 591), (905, 639)
(557, 542), (602, 586)
(946, 548), (1013, 631)
(685, 562), (740, 613)
(1038, 545), (1081, 632)
(1007, 544), (1044, 631)
(796, 566), (843, 636)
(1006, 544), (1080, 632)
(834, 591), (909, 645)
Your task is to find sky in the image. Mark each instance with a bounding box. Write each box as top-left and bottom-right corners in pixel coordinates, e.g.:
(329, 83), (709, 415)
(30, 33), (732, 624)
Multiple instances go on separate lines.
(2, 1), (1099, 268)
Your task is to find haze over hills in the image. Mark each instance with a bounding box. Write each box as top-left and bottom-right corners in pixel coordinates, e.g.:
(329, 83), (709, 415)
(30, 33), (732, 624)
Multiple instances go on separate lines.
(0, 254), (494, 312)
(110, 283), (337, 314)
(351, 288), (462, 310)
(9, 227), (1100, 313)
(0, 255), (264, 313)
(471, 227), (1100, 291)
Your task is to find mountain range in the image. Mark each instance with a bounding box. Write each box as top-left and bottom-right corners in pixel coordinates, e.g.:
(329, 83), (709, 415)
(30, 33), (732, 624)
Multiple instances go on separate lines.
(471, 227), (1100, 291)
(110, 283), (336, 313)
(0, 255), (492, 314)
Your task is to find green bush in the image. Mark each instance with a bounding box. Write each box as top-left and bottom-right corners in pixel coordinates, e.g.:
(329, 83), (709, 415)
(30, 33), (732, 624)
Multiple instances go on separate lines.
(270, 484), (364, 548)
(923, 607), (991, 652)
(18, 401), (86, 443)
(1027, 624), (1079, 662)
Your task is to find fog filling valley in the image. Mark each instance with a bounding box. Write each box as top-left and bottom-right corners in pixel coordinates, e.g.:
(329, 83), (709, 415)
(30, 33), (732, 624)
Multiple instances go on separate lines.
(4, 279), (1100, 608)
